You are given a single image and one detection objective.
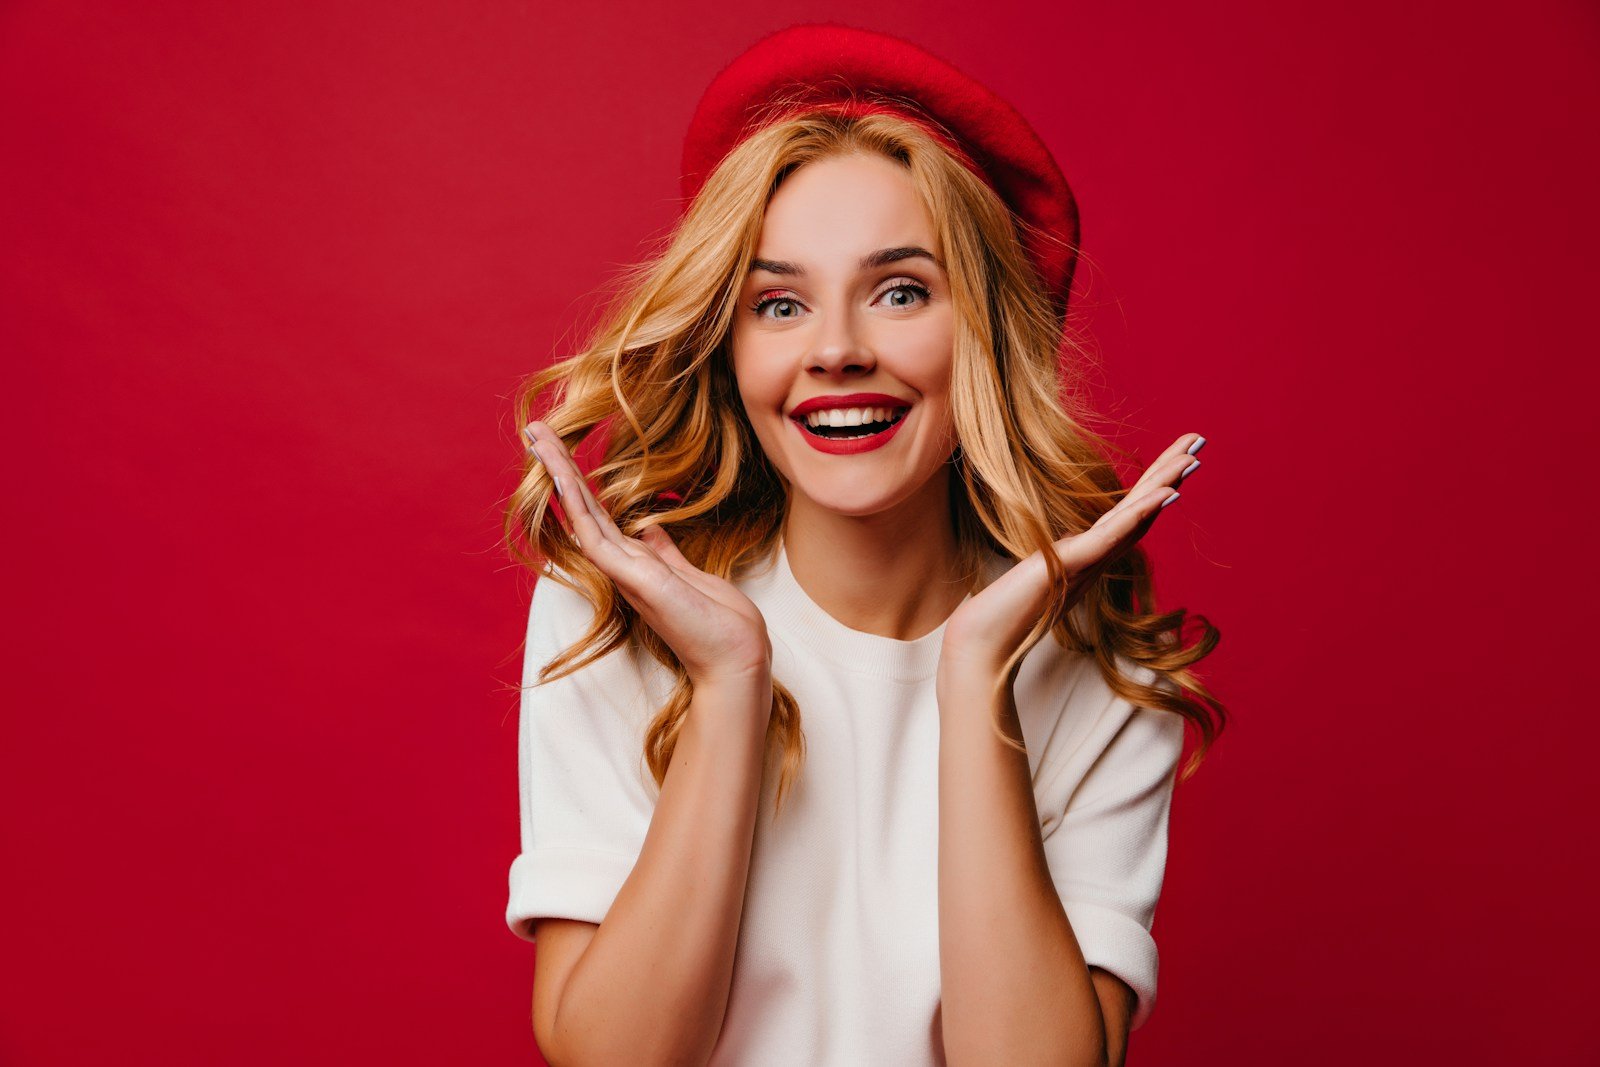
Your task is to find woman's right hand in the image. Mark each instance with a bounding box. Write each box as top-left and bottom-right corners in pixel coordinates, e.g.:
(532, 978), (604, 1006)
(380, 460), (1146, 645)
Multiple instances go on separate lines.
(523, 421), (773, 689)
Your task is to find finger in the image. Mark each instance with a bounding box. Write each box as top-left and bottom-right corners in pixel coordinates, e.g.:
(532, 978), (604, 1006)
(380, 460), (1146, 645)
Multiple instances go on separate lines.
(1105, 437), (1203, 523)
(1127, 433), (1205, 495)
(562, 505), (703, 614)
(637, 525), (732, 600)
(546, 475), (695, 612)
(525, 430), (715, 621)
(539, 469), (654, 583)
(524, 422), (569, 508)
(546, 469), (621, 559)
(527, 424), (642, 557)
(639, 523), (696, 573)
(1063, 482), (1178, 570)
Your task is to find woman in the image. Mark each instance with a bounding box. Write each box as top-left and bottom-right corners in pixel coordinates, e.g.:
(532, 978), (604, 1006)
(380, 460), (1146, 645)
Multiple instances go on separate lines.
(504, 24), (1225, 1066)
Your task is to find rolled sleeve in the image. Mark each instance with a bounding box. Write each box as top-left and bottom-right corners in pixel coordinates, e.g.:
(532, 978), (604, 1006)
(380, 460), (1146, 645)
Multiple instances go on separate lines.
(1041, 684), (1185, 1031)
(505, 568), (660, 944)
(507, 848), (643, 942)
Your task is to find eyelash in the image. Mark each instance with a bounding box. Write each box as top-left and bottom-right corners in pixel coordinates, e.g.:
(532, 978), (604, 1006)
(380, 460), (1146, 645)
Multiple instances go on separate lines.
(747, 279), (932, 319)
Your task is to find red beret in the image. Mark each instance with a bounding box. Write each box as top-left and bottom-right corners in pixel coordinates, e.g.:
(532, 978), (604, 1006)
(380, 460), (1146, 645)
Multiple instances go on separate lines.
(681, 23), (1081, 318)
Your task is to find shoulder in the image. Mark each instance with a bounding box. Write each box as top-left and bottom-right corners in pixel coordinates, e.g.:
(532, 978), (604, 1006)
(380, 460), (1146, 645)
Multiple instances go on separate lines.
(524, 562), (673, 708)
(1058, 651), (1184, 754)
(525, 562), (610, 648)
(531, 560), (592, 613)
(1015, 625), (1184, 797)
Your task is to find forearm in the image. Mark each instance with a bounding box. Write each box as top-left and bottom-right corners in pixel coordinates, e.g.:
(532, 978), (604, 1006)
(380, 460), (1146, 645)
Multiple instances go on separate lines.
(936, 668), (1107, 1067)
(549, 674), (772, 1067)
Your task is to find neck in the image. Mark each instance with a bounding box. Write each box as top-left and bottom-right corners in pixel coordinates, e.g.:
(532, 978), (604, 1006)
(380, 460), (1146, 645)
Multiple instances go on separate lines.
(781, 466), (970, 642)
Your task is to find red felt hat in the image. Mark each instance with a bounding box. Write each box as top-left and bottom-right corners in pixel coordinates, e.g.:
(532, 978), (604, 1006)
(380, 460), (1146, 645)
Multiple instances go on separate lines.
(681, 23), (1080, 319)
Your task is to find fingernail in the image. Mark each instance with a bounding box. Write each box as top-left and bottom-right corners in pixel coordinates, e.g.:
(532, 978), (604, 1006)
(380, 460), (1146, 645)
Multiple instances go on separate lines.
(1187, 436), (1207, 456)
(552, 475), (565, 499)
(1180, 459), (1200, 480)
(1161, 491), (1181, 509)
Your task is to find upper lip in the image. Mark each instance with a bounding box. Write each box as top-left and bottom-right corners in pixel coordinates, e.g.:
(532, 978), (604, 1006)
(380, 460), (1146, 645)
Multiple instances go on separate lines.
(788, 392), (915, 419)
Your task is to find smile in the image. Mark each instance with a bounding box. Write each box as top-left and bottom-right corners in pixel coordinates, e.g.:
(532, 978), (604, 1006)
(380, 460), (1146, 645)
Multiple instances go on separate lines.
(789, 406), (911, 455)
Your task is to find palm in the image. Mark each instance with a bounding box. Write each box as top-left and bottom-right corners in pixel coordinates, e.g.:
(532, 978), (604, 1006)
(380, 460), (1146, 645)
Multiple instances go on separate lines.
(654, 561), (772, 668)
(941, 432), (1205, 675)
(524, 421), (772, 681)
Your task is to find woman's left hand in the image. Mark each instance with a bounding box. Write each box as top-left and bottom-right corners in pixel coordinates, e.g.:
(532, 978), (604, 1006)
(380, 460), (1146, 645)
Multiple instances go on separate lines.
(938, 432), (1207, 683)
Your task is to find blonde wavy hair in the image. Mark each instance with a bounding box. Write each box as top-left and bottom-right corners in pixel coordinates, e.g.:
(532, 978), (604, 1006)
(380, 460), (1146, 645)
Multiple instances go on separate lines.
(504, 102), (1226, 819)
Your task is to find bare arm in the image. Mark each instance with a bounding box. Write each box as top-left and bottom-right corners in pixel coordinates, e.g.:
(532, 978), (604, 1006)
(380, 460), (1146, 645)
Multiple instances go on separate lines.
(535, 672), (772, 1067)
(521, 421), (776, 1066)
(935, 669), (1110, 1067)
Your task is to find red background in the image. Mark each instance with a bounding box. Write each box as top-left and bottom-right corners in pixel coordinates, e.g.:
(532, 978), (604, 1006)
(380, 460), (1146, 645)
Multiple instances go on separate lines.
(3, 3), (1596, 1064)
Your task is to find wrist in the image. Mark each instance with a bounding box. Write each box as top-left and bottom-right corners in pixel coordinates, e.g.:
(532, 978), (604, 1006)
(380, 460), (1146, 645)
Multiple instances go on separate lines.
(937, 640), (1011, 689)
(690, 664), (773, 700)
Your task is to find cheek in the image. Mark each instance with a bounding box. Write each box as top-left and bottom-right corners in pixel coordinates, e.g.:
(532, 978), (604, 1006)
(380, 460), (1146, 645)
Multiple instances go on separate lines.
(903, 315), (955, 386)
(906, 346), (957, 449)
(922, 398), (959, 454)
(730, 339), (789, 411)
(904, 339), (955, 408)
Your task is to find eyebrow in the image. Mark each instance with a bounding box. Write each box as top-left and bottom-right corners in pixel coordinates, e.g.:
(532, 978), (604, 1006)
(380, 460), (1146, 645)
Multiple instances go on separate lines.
(748, 246), (944, 276)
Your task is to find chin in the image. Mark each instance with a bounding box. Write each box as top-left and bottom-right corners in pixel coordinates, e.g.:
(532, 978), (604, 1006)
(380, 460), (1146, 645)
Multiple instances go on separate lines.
(788, 473), (920, 518)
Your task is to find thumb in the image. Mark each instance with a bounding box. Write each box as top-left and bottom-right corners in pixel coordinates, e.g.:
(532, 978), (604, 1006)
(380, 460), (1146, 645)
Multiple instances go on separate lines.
(640, 523), (695, 572)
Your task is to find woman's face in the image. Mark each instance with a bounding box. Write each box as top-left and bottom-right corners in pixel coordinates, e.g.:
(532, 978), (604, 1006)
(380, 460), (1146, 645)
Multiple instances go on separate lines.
(729, 150), (958, 519)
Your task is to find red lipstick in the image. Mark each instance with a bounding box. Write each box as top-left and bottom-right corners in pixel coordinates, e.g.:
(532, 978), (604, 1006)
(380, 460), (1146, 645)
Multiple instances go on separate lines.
(788, 393), (914, 456)
(789, 392), (914, 418)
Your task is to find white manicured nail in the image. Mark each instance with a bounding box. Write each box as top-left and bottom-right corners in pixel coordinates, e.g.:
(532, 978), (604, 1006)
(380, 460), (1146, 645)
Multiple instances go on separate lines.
(1187, 436), (1207, 456)
(1160, 491), (1181, 509)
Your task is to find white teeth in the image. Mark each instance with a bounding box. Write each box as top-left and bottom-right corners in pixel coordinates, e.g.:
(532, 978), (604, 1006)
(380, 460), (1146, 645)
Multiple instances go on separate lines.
(803, 405), (905, 428)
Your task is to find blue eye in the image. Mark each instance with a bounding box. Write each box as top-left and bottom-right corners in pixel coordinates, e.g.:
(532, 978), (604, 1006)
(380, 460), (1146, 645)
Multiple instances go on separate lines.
(878, 281), (931, 309)
(749, 292), (803, 320)
(748, 279), (932, 320)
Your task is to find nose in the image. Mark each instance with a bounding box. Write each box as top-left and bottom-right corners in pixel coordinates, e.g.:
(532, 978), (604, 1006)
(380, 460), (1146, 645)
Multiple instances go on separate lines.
(806, 306), (875, 378)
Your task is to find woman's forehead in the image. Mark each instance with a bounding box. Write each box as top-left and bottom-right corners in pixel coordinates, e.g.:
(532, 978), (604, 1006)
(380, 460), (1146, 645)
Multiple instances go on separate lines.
(764, 151), (934, 230)
(756, 156), (939, 269)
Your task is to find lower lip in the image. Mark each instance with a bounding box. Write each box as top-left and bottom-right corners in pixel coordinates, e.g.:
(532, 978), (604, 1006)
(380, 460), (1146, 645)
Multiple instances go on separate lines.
(789, 409), (911, 455)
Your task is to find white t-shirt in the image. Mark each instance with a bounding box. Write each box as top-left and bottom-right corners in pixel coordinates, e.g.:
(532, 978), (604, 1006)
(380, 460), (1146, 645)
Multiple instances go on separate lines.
(506, 537), (1185, 1063)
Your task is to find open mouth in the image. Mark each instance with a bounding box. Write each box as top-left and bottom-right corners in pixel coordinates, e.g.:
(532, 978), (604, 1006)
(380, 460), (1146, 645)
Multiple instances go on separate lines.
(796, 408), (910, 441)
